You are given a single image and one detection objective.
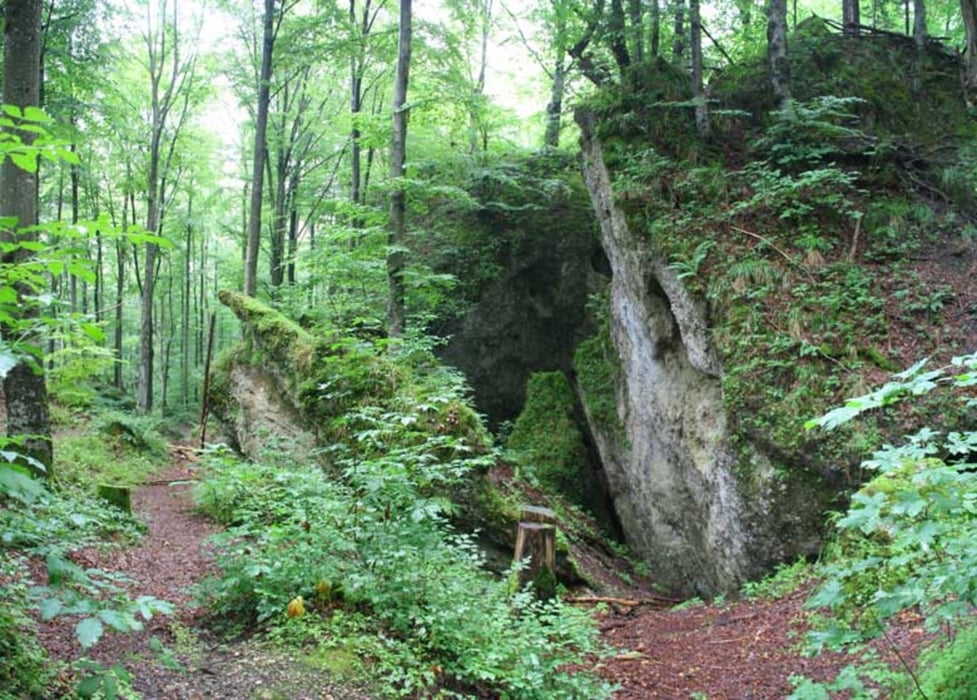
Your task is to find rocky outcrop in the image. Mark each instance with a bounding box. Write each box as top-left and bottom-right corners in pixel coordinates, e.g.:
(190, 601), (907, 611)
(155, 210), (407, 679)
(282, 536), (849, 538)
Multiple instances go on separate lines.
(576, 111), (824, 595)
(437, 198), (605, 429)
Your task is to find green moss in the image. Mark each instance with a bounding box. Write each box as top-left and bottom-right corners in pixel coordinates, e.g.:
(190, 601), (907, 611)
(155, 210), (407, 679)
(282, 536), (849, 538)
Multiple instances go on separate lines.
(573, 325), (622, 437)
(507, 372), (592, 506)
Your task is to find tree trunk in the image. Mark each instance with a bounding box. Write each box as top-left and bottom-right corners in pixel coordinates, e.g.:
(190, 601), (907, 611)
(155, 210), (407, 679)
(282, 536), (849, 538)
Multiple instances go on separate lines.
(1, 0), (52, 477)
(386, 0), (412, 338)
(182, 196), (192, 408)
(672, 0), (686, 58)
(244, 0), (275, 297)
(543, 58), (566, 148)
(608, 0), (631, 74)
(913, 0), (926, 48)
(767, 0), (791, 106)
(842, 0), (860, 35)
(964, 0), (977, 100)
(649, 0), (661, 57)
(628, 0), (644, 63)
(690, 0), (709, 137)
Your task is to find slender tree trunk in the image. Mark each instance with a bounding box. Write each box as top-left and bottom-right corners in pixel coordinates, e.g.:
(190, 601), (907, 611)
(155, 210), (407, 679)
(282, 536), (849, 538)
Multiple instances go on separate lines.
(182, 195), (192, 408)
(963, 0), (977, 99)
(386, 0), (412, 337)
(768, 0), (791, 106)
(287, 203), (298, 285)
(349, 0), (371, 210)
(842, 0), (860, 34)
(244, 0), (275, 297)
(544, 59), (566, 148)
(628, 0), (644, 63)
(1, 0), (52, 476)
(673, 0), (686, 58)
(649, 0), (661, 57)
(913, 0), (926, 48)
(690, 0), (709, 137)
(609, 0), (631, 73)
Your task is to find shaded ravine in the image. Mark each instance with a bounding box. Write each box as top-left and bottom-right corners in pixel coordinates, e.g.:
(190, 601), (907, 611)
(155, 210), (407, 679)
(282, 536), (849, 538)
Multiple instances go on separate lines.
(35, 445), (375, 699)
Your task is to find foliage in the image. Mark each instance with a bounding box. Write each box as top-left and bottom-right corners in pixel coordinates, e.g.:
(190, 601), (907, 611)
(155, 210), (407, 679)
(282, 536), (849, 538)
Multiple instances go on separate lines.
(0, 557), (51, 698)
(1, 405), (172, 697)
(54, 412), (168, 493)
(792, 353), (977, 694)
(740, 558), (814, 601)
(194, 444), (614, 698)
(901, 621), (977, 699)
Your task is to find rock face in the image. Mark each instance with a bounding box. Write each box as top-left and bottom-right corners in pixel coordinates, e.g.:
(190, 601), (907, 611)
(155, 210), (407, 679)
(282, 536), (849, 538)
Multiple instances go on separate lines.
(576, 113), (823, 595)
(437, 211), (605, 428)
(218, 363), (316, 465)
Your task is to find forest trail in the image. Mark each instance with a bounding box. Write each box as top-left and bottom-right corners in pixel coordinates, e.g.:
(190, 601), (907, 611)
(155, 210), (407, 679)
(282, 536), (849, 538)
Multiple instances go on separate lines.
(36, 444), (929, 699)
(36, 445), (375, 699)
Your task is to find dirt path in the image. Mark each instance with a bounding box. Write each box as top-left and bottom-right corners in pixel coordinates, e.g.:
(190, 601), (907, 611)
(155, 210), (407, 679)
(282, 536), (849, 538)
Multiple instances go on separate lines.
(36, 447), (375, 699)
(594, 589), (929, 699)
(35, 445), (930, 699)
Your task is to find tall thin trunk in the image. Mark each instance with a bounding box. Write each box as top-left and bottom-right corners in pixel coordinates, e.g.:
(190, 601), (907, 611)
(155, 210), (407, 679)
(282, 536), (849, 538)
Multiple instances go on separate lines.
(1, 0), (52, 476)
(286, 201), (298, 284)
(628, 0), (644, 63)
(244, 0), (275, 297)
(543, 59), (566, 148)
(649, 0), (661, 57)
(182, 195), (192, 408)
(690, 0), (709, 137)
(767, 0), (791, 106)
(913, 0), (926, 49)
(386, 0), (412, 337)
(673, 0), (686, 58)
(842, 0), (860, 34)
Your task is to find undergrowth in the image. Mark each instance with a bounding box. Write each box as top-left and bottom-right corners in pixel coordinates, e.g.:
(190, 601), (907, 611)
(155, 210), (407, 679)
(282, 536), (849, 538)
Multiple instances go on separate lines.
(195, 322), (615, 698)
(788, 354), (977, 698)
(194, 447), (614, 698)
(1, 410), (172, 698)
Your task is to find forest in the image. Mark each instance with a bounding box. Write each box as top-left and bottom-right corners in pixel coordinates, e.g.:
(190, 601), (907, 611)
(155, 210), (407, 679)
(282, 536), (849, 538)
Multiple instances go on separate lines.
(2, 0), (977, 697)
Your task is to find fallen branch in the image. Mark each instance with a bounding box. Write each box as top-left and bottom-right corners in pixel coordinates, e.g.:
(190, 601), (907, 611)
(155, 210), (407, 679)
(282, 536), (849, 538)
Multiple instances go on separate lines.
(566, 594), (680, 607)
(729, 225), (815, 282)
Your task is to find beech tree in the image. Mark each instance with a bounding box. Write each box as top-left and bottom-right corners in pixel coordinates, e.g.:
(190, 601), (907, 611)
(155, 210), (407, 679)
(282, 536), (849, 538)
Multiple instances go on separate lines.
(136, 0), (199, 412)
(1, 0), (52, 476)
(244, 0), (276, 297)
(768, 0), (790, 105)
(387, 0), (412, 336)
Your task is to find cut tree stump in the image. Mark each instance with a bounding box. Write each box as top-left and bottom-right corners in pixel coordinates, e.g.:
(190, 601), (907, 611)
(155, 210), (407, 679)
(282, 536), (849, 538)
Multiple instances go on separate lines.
(97, 484), (132, 513)
(512, 505), (557, 599)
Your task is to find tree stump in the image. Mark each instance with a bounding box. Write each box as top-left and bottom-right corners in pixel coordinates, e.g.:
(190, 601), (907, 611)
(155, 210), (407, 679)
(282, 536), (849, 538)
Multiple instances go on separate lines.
(96, 484), (132, 513)
(512, 505), (558, 599)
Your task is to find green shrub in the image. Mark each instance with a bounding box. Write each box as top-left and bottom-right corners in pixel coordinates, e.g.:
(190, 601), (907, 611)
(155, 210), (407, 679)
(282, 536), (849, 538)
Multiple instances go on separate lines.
(0, 558), (51, 698)
(194, 440), (614, 698)
(906, 623), (977, 699)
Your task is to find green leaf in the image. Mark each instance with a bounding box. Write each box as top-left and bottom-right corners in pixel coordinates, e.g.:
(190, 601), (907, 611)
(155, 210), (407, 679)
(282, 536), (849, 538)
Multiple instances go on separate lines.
(99, 609), (133, 632)
(47, 554), (85, 586)
(76, 674), (101, 698)
(9, 151), (38, 173)
(22, 106), (48, 122)
(39, 597), (63, 621)
(76, 617), (105, 649)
